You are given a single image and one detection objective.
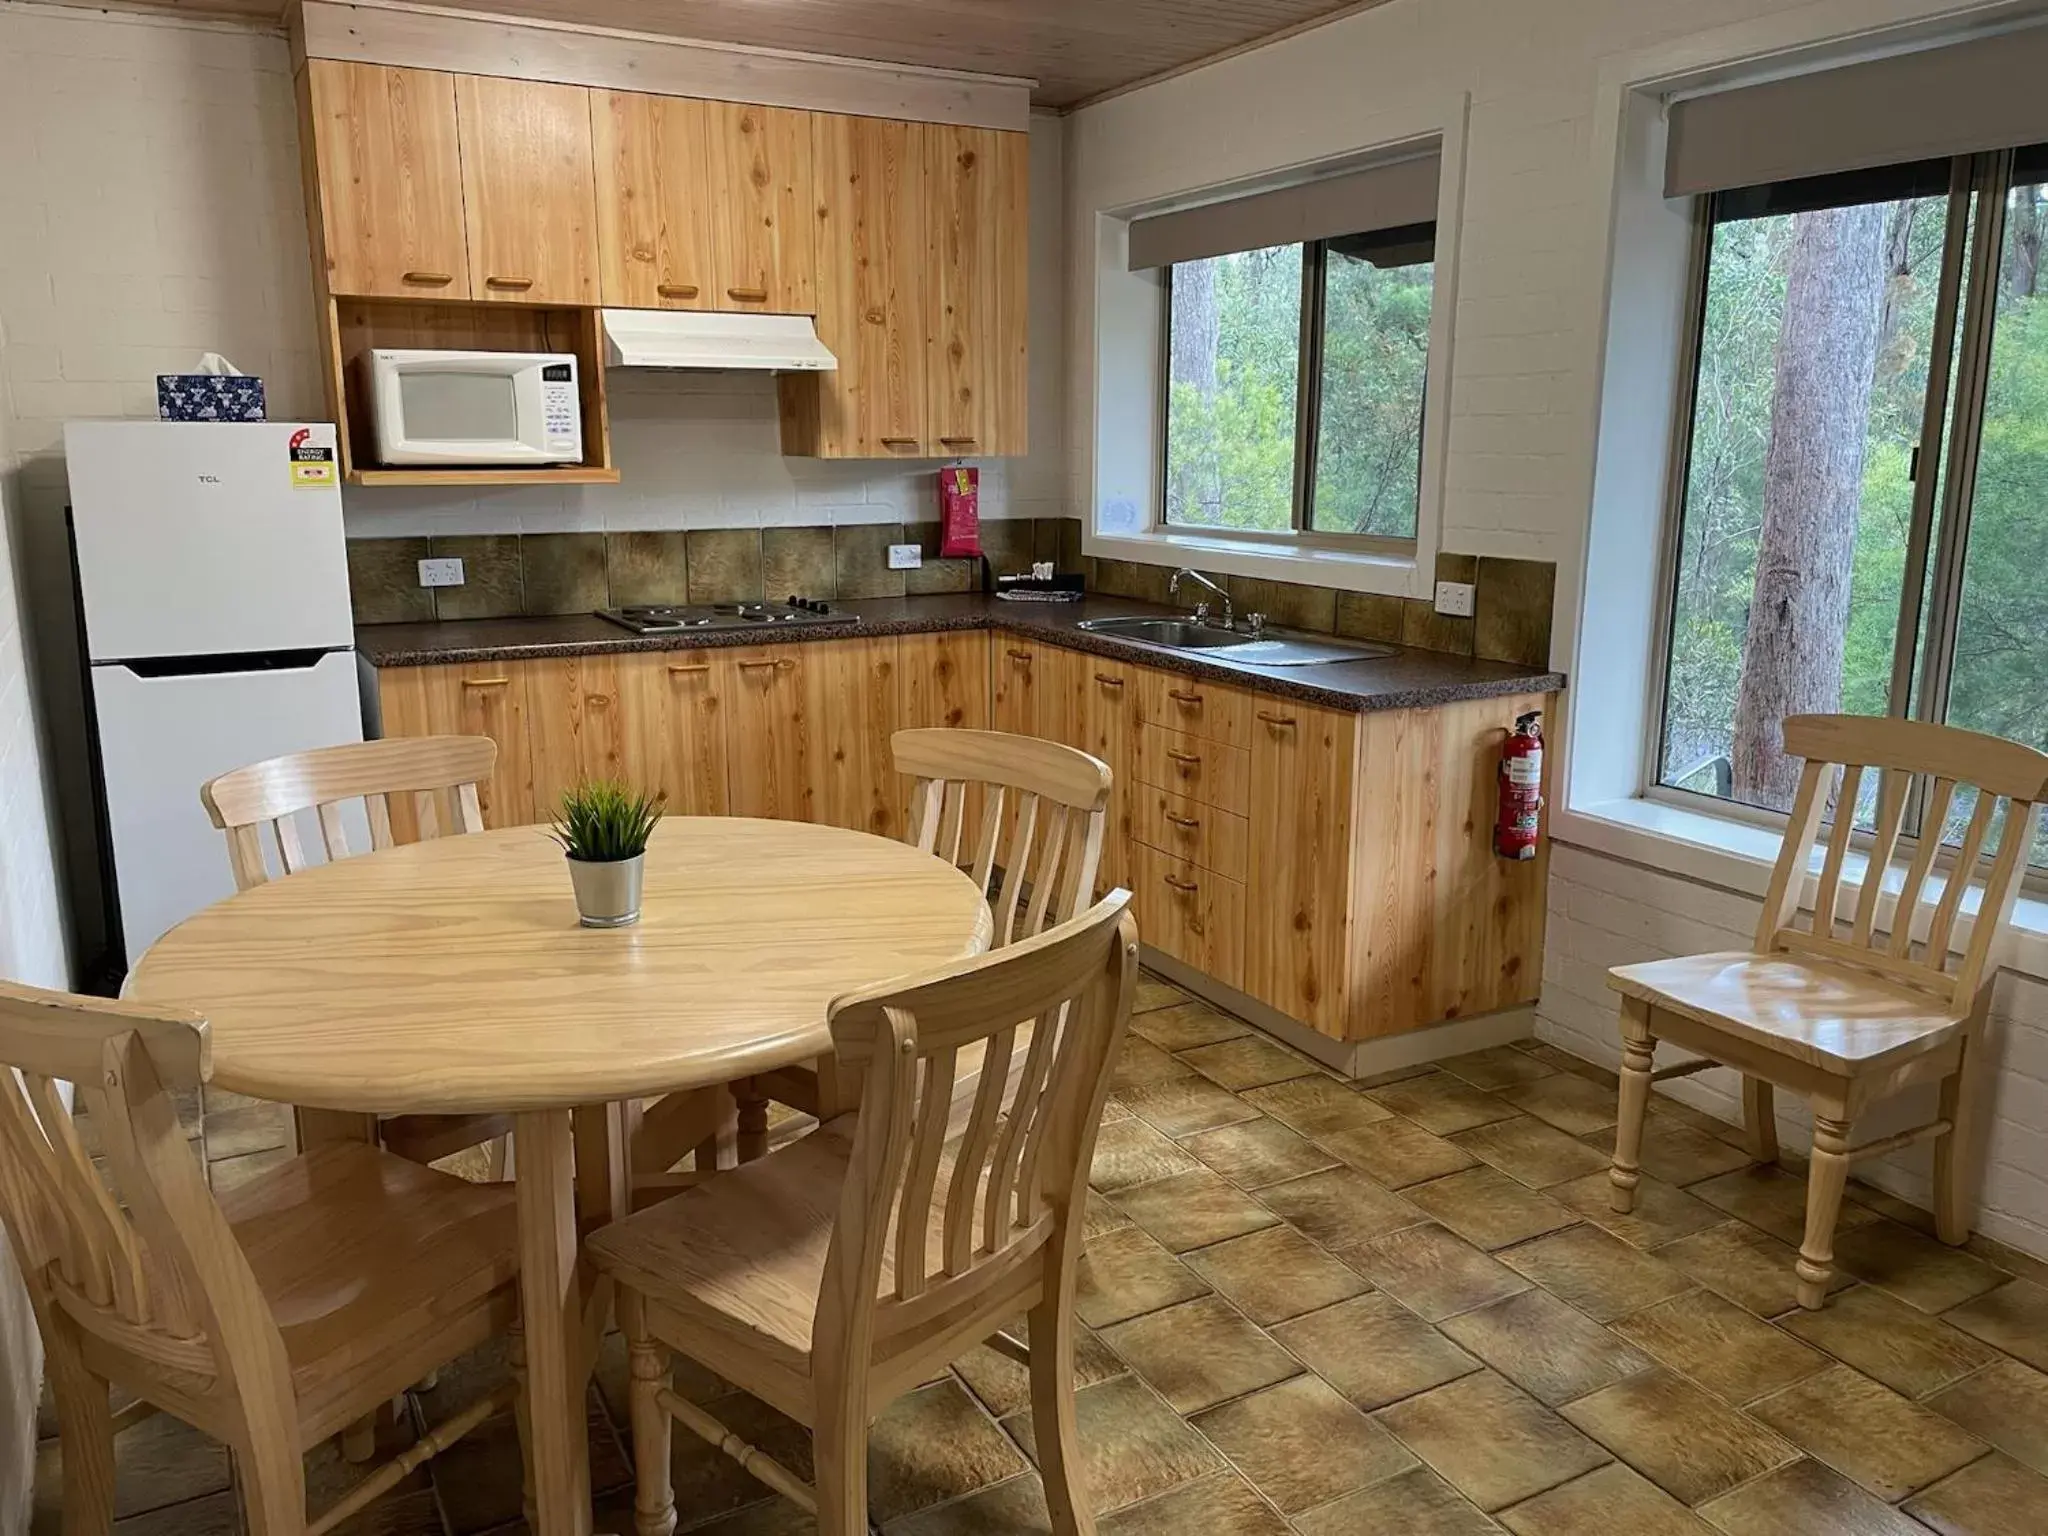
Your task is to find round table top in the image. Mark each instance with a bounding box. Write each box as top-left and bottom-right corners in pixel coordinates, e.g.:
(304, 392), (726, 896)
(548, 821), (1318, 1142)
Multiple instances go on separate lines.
(128, 818), (994, 1114)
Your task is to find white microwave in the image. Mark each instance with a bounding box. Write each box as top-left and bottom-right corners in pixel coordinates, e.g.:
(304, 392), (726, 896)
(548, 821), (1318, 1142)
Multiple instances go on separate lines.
(367, 349), (583, 466)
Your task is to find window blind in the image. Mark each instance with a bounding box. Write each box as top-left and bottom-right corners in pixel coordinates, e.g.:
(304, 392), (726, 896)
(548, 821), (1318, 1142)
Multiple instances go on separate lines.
(1127, 151), (1440, 271)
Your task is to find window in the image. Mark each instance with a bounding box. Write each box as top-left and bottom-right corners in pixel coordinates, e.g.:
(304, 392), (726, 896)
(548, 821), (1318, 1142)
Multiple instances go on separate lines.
(1656, 146), (2048, 861)
(1162, 224), (1436, 542)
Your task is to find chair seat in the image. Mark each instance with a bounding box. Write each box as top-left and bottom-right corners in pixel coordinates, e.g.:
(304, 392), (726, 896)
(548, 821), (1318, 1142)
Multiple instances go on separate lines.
(1608, 950), (1963, 1072)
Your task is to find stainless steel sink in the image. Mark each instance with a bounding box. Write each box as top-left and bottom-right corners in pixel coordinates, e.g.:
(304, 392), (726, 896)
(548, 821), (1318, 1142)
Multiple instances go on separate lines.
(1078, 615), (1397, 667)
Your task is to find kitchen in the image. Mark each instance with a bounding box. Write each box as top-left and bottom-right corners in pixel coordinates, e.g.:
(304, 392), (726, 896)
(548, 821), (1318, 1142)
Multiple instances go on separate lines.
(6, 1), (2048, 1535)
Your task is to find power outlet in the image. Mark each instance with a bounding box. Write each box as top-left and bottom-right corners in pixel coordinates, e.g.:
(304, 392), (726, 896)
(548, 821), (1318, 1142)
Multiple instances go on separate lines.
(1434, 580), (1475, 618)
(418, 557), (465, 588)
(887, 543), (923, 570)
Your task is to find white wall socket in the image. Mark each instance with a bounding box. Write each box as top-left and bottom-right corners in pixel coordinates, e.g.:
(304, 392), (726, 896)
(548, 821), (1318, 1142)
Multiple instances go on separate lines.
(1434, 580), (1476, 617)
(887, 543), (923, 570)
(418, 556), (465, 588)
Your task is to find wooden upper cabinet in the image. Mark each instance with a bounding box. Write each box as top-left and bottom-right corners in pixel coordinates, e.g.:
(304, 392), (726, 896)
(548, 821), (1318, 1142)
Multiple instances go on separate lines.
(592, 90), (716, 310)
(454, 75), (600, 304)
(927, 126), (1029, 457)
(305, 61), (470, 300)
(708, 103), (816, 313)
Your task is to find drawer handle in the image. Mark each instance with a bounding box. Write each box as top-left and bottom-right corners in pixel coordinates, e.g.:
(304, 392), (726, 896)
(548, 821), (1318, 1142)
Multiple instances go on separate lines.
(1257, 712), (1298, 728)
(1094, 673), (1125, 688)
(726, 286), (770, 303)
(667, 662), (712, 675)
(1166, 751), (1202, 767)
(658, 282), (701, 299)
(402, 270), (454, 286)
(485, 276), (534, 291)
(1168, 690), (1204, 705)
(1165, 814), (1201, 830)
(938, 436), (979, 448)
(1006, 649), (1034, 663)
(881, 436), (922, 450)
(1164, 876), (1199, 894)
(462, 676), (510, 688)
(737, 658), (794, 672)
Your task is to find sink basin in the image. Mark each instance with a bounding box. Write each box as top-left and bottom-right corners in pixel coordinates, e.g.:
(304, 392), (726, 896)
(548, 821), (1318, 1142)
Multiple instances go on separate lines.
(1078, 615), (1397, 667)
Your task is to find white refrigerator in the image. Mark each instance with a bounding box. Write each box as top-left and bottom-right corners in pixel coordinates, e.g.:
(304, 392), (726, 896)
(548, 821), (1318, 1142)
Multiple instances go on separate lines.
(67, 420), (365, 968)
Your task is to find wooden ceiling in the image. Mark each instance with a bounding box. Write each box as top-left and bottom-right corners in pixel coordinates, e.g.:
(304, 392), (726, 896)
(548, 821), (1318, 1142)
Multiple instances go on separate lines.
(104, 0), (1383, 108)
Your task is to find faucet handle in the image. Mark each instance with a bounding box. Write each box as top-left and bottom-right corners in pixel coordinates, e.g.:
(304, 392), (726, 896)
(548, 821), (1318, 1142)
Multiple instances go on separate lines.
(1191, 601), (1210, 624)
(1246, 611), (1267, 638)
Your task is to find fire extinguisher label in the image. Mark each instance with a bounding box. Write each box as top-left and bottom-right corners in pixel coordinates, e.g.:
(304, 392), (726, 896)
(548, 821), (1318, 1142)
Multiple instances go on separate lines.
(1504, 756), (1542, 789)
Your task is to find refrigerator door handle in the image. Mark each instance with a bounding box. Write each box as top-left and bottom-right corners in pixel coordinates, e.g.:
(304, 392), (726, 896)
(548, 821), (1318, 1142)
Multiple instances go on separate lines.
(115, 648), (339, 679)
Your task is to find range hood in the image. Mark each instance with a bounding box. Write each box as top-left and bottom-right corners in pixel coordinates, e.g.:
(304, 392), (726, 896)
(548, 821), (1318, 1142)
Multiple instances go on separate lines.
(601, 309), (838, 373)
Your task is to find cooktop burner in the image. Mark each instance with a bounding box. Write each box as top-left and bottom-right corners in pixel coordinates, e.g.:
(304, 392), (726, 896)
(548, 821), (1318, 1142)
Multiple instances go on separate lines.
(597, 599), (856, 635)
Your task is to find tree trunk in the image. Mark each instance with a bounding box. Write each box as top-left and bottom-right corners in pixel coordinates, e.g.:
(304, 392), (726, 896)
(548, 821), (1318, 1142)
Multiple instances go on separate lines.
(1170, 259), (1220, 396)
(2011, 186), (2041, 300)
(1729, 202), (1890, 808)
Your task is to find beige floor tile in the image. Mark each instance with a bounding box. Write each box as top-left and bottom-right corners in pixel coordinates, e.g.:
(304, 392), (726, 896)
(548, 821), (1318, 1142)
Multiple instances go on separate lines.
(1342, 1221), (1532, 1323)
(1351, 1062), (1439, 1088)
(1238, 1075), (1392, 1138)
(1943, 1278), (2048, 1372)
(1178, 1116), (1337, 1190)
(1129, 1000), (1251, 1052)
(1116, 1073), (1262, 1138)
(1925, 1359), (2048, 1477)
(1074, 1225), (1211, 1329)
(1113, 1036), (1199, 1094)
(1747, 1364), (1987, 1501)
(87, 1489), (246, 1536)
(1498, 1462), (1715, 1535)
(440, 1397), (629, 1533)
(1498, 1225), (1692, 1322)
(1829, 1218), (2009, 1314)
(1085, 1188), (1134, 1239)
(1273, 1292), (1481, 1411)
(1654, 1220), (1851, 1316)
(200, 1099), (292, 1159)
(1182, 1224), (1371, 1326)
(1611, 1290), (1830, 1404)
(1003, 1374), (1223, 1514)
(886, 1472), (1051, 1535)
(869, 1377), (1031, 1523)
(1090, 1116), (1202, 1194)
(1440, 1288), (1653, 1407)
(1405, 1167), (1578, 1251)
(1452, 1116), (1611, 1189)
(1439, 1044), (1559, 1092)
(1317, 1118), (1483, 1188)
(1293, 1465), (1506, 1535)
(207, 1144), (289, 1193)
(668, 1495), (819, 1534)
(952, 1318), (1128, 1418)
(1781, 1283), (2001, 1397)
(1100, 1469), (1293, 1535)
(1904, 1451), (2048, 1536)
(1551, 1171), (1723, 1249)
(65, 1405), (229, 1519)
(1108, 1168), (1279, 1253)
(1131, 975), (1191, 1014)
(1561, 1368), (1796, 1505)
(1365, 1070), (1521, 1135)
(1689, 1166), (1879, 1248)
(1582, 1113), (1751, 1188)
(1377, 1370), (1612, 1511)
(1177, 1035), (1320, 1091)
(1694, 1458), (1928, 1536)
(1253, 1166), (1425, 1250)
(1499, 1074), (1620, 1137)
(1100, 1296), (1303, 1414)
(1191, 1374), (1417, 1513)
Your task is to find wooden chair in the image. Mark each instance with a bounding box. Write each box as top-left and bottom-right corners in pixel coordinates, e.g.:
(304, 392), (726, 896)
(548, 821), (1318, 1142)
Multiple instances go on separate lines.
(732, 728), (1112, 1159)
(590, 891), (1139, 1536)
(1607, 713), (2048, 1309)
(0, 982), (525, 1535)
(201, 736), (513, 1167)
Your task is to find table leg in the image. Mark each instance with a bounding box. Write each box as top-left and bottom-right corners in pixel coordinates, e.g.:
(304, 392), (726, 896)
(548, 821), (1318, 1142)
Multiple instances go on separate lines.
(514, 1110), (593, 1536)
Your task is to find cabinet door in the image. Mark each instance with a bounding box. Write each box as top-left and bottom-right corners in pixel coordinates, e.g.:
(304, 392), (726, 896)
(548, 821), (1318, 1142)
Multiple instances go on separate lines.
(305, 61), (470, 299)
(721, 646), (810, 821)
(805, 639), (899, 838)
(898, 631), (992, 855)
(376, 661), (536, 831)
(1130, 842), (1245, 990)
(525, 655), (627, 814)
(1081, 658), (1140, 899)
(926, 126), (1029, 456)
(807, 113), (927, 456)
(992, 639), (1083, 744)
(617, 652), (728, 816)
(709, 102), (816, 313)
(455, 75), (600, 303)
(592, 90), (715, 309)
(1246, 703), (1357, 1038)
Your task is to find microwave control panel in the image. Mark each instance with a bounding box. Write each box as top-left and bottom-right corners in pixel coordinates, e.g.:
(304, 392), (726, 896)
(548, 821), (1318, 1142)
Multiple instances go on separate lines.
(542, 361), (580, 456)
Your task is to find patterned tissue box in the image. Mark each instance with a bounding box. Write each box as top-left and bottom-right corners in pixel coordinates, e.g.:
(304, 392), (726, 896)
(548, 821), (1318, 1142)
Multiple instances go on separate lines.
(156, 374), (266, 421)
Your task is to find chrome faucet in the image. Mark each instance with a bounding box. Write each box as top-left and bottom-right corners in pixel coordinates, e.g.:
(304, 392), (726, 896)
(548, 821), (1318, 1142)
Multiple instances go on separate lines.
(1169, 568), (1233, 630)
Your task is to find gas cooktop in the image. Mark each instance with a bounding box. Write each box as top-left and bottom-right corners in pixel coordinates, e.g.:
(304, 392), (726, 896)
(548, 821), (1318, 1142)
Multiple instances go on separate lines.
(596, 600), (856, 635)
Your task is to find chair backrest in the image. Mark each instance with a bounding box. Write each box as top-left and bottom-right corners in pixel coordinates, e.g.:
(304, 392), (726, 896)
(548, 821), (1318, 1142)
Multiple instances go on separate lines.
(1760, 714), (2048, 1008)
(893, 728), (1111, 949)
(815, 891), (1137, 1375)
(201, 735), (497, 889)
(0, 984), (293, 1424)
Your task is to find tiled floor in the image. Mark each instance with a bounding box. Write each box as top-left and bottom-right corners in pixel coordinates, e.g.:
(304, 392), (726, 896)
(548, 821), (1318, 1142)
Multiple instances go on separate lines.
(33, 974), (2048, 1534)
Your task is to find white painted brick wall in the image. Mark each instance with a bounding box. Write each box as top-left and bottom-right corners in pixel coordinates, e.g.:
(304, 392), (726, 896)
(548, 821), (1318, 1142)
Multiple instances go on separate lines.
(1539, 840), (2048, 1259)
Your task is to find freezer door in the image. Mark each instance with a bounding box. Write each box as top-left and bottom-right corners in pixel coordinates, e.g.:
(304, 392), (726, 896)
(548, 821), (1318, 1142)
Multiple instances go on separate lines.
(94, 648), (366, 965)
(66, 420), (353, 662)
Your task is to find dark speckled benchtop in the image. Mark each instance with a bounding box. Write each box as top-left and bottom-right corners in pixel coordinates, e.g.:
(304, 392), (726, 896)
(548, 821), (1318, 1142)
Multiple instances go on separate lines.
(356, 594), (1565, 713)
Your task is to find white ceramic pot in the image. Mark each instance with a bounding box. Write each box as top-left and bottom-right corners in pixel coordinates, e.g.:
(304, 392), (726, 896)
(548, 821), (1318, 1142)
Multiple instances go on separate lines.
(567, 852), (645, 928)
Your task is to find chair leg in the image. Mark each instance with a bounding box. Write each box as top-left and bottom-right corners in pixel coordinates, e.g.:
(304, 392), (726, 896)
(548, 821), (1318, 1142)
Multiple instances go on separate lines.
(341, 1408), (378, 1464)
(1608, 999), (1655, 1215)
(232, 1433), (310, 1536)
(507, 1314), (537, 1529)
(619, 1290), (677, 1536)
(1027, 1293), (1097, 1536)
(812, 1391), (872, 1536)
(46, 1331), (115, 1536)
(1743, 1077), (1780, 1165)
(1796, 1114), (1853, 1310)
(1935, 1034), (1983, 1246)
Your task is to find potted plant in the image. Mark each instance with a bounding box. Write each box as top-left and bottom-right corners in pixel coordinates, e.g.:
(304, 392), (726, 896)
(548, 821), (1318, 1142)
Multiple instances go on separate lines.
(551, 780), (664, 928)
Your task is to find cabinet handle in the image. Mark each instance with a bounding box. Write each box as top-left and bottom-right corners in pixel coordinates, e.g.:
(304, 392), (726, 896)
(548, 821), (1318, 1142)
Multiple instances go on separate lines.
(1164, 876), (1199, 894)
(938, 436), (979, 448)
(402, 270), (454, 286)
(726, 286), (770, 303)
(737, 658), (795, 672)
(1165, 814), (1201, 830)
(667, 662), (712, 675)
(1257, 712), (1298, 728)
(1006, 649), (1033, 663)
(485, 276), (534, 291)
(657, 282), (701, 299)
(1168, 690), (1204, 705)
(881, 437), (922, 450)
(1166, 750), (1202, 767)
(1093, 673), (1124, 688)
(462, 676), (510, 688)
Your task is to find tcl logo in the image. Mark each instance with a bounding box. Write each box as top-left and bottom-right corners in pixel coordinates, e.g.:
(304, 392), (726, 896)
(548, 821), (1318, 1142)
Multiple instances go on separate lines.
(197, 474), (221, 484)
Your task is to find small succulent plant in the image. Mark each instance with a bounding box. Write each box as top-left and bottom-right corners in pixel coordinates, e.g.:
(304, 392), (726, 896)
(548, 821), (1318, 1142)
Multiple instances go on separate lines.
(549, 780), (664, 862)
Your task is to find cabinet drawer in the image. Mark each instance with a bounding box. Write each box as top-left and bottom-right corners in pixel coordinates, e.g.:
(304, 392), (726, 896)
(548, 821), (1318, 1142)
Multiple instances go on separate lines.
(1131, 784), (1248, 882)
(1133, 723), (1249, 816)
(1130, 842), (1244, 990)
(1134, 669), (1255, 748)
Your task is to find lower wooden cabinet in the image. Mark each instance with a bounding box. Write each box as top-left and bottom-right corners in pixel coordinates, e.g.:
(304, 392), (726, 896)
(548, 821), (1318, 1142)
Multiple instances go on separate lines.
(1130, 841), (1244, 990)
(375, 658), (538, 832)
(1246, 702), (1357, 1038)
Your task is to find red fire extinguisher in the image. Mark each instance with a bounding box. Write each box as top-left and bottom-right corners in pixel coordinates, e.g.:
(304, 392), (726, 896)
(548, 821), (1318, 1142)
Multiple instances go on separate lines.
(1495, 711), (1544, 861)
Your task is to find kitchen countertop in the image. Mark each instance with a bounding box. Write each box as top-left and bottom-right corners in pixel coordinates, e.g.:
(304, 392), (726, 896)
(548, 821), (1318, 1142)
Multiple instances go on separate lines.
(356, 593), (1565, 713)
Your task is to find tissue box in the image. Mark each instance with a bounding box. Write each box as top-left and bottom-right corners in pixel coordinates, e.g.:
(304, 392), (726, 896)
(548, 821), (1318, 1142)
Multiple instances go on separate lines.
(156, 374), (266, 422)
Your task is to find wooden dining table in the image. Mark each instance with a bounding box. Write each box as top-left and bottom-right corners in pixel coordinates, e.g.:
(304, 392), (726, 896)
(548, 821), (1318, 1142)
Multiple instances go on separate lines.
(127, 815), (994, 1536)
